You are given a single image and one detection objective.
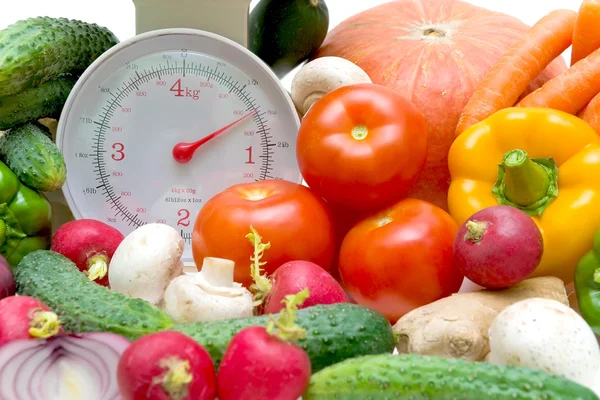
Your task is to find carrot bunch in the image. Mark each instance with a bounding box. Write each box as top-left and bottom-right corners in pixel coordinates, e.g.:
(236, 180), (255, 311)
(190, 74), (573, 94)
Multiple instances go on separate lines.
(456, 0), (600, 136)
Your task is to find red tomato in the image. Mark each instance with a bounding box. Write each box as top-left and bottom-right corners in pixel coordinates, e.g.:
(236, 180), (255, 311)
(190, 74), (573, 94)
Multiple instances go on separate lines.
(192, 180), (336, 287)
(296, 83), (428, 212)
(338, 198), (463, 322)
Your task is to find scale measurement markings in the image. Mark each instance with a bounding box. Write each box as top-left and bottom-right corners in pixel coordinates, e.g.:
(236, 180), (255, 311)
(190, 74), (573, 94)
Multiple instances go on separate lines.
(90, 61), (275, 227)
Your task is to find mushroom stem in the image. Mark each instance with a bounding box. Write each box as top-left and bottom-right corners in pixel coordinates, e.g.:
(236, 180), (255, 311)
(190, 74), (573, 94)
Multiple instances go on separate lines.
(199, 257), (235, 288)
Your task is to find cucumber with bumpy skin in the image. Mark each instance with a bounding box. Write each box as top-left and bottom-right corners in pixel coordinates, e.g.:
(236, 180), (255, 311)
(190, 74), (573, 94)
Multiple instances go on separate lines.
(0, 122), (66, 192)
(0, 17), (118, 97)
(0, 76), (76, 130)
(14, 250), (174, 340)
(303, 353), (599, 400)
(174, 302), (395, 372)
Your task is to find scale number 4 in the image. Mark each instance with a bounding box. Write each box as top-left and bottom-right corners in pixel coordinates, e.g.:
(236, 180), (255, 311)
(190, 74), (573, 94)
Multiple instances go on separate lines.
(111, 143), (125, 161)
(177, 209), (190, 227)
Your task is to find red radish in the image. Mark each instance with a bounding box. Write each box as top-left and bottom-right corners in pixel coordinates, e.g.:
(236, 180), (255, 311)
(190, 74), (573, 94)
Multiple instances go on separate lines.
(51, 219), (125, 286)
(117, 330), (216, 400)
(0, 255), (15, 299)
(217, 289), (312, 400)
(263, 260), (348, 314)
(246, 226), (348, 313)
(0, 295), (62, 346)
(453, 205), (543, 289)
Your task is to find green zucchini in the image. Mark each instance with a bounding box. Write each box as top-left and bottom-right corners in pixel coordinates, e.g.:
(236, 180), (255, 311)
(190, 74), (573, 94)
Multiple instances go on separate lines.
(0, 75), (77, 130)
(303, 353), (599, 400)
(0, 17), (118, 97)
(249, 0), (329, 78)
(14, 250), (174, 340)
(0, 122), (66, 192)
(174, 302), (394, 372)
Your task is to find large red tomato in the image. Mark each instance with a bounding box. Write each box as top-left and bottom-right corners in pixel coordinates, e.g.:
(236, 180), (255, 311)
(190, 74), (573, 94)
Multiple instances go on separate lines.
(192, 180), (336, 287)
(297, 83), (428, 212)
(338, 198), (463, 322)
(314, 0), (567, 210)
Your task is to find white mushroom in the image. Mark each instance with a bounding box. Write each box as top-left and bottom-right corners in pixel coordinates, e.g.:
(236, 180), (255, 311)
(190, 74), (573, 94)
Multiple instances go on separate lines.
(108, 223), (184, 306)
(487, 297), (600, 391)
(163, 257), (253, 324)
(291, 56), (372, 117)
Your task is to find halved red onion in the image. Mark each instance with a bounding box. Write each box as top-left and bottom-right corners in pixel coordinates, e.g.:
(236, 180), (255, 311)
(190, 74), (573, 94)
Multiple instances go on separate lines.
(0, 332), (130, 400)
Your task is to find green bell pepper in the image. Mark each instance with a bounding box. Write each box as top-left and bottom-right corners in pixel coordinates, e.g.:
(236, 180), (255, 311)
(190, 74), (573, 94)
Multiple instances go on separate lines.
(574, 227), (600, 335)
(0, 160), (52, 267)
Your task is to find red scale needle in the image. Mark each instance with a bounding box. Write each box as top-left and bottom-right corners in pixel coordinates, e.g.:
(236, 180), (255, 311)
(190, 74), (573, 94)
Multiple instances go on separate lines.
(172, 109), (257, 164)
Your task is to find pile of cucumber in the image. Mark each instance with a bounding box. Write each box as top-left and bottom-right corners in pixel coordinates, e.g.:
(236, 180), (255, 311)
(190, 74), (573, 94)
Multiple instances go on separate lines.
(15, 250), (396, 373)
(0, 17), (120, 193)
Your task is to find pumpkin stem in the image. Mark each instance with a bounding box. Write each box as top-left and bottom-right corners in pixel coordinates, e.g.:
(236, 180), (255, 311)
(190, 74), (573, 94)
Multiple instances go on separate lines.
(423, 28), (445, 37)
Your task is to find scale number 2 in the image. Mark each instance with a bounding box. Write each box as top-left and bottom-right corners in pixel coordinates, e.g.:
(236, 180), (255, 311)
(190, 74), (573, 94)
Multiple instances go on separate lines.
(177, 209), (190, 227)
(111, 143), (125, 161)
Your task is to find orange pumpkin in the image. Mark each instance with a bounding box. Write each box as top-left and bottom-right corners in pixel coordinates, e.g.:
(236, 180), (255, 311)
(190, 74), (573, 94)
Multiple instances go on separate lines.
(314, 0), (567, 211)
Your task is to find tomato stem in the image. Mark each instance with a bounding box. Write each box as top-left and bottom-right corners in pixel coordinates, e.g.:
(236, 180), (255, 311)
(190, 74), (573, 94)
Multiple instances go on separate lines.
(491, 149), (558, 216)
(351, 125), (368, 140)
(266, 288), (310, 343)
(246, 225), (273, 309)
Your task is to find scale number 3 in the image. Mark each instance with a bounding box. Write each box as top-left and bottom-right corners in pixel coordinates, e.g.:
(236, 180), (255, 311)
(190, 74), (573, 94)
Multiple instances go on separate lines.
(111, 143), (125, 161)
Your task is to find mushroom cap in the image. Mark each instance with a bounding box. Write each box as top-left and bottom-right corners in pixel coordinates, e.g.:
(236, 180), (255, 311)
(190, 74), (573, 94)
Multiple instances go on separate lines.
(163, 273), (253, 324)
(488, 298), (600, 389)
(291, 56), (372, 116)
(108, 223), (184, 305)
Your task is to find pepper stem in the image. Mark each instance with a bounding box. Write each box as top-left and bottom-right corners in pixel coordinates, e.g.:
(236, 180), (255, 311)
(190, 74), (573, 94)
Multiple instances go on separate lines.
(491, 149), (558, 216)
(594, 268), (600, 284)
(266, 288), (310, 343)
(86, 254), (108, 281)
(154, 357), (193, 400)
(246, 225), (273, 308)
(28, 309), (60, 339)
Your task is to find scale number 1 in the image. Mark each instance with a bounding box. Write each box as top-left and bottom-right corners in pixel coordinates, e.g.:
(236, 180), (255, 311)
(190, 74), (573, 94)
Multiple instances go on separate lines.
(245, 146), (255, 164)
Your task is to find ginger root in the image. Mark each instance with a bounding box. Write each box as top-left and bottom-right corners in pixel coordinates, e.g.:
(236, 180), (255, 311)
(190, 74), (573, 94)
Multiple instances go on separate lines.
(392, 276), (569, 361)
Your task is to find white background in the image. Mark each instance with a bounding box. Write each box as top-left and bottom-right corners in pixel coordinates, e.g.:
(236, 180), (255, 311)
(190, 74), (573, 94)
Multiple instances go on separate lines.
(0, 0), (583, 89)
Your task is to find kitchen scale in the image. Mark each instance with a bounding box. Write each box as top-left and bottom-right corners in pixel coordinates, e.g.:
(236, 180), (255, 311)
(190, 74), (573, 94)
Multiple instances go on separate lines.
(55, 0), (303, 266)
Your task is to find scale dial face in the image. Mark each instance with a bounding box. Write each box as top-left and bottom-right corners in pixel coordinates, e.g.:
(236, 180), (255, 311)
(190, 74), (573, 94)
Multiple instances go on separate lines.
(57, 29), (302, 263)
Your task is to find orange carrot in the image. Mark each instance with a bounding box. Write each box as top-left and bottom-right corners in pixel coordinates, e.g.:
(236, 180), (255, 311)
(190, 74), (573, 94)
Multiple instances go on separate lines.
(455, 9), (577, 136)
(571, 0), (600, 65)
(578, 92), (600, 134)
(518, 47), (600, 114)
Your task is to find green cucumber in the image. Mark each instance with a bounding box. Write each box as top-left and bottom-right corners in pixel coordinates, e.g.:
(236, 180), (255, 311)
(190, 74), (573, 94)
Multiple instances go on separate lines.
(14, 250), (174, 340)
(303, 353), (599, 400)
(0, 76), (76, 130)
(0, 17), (118, 97)
(175, 302), (394, 372)
(249, 0), (329, 78)
(15, 249), (395, 371)
(0, 122), (66, 192)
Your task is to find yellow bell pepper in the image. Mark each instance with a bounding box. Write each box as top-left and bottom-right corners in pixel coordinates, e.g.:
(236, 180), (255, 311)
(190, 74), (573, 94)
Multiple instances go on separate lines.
(448, 107), (600, 285)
